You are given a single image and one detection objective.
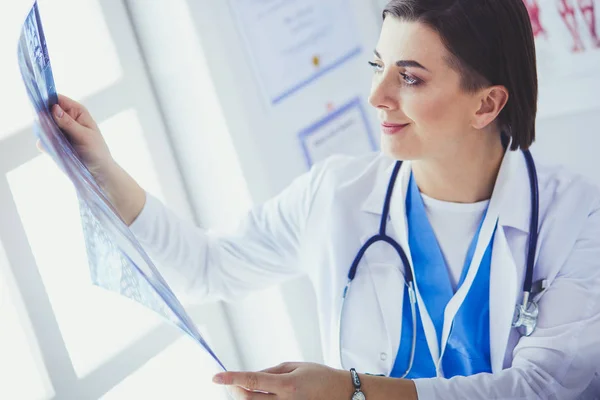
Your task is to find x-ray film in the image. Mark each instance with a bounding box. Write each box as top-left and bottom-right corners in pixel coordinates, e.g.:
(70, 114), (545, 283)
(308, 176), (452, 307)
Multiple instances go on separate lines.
(16, 1), (226, 372)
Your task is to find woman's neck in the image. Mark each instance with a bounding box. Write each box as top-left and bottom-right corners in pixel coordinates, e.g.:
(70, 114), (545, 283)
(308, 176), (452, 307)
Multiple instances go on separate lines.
(411, 131), (505, 203)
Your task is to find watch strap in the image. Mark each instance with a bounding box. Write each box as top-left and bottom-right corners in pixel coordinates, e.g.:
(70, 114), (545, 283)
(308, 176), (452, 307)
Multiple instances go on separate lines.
(350, 368), (361, 389)
(349, 368), (365, 400)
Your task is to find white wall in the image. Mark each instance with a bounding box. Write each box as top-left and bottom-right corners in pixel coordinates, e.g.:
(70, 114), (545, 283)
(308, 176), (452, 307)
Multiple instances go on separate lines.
(533, 109), (600, 186)
(124, 0), (600, 374)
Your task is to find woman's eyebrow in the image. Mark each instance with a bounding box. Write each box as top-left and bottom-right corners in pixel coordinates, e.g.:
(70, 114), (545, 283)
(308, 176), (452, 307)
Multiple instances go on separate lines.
(374, 49), (430, 71)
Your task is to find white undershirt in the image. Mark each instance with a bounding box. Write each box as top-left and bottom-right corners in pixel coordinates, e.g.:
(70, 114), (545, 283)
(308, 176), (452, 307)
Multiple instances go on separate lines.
(420, 193), (489, 291)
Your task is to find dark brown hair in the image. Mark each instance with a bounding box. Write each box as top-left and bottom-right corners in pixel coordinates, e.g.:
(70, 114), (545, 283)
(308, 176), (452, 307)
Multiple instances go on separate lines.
(383, 0), (538, 150)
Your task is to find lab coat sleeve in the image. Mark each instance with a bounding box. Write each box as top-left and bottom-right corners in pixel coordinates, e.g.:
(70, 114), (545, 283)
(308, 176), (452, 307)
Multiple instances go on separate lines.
(413, 201), (600, 400)
(129, 161), (327, 304)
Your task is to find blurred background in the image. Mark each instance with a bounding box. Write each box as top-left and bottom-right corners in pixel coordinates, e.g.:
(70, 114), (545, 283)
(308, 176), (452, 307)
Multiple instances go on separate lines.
(0, 0), (599, 399)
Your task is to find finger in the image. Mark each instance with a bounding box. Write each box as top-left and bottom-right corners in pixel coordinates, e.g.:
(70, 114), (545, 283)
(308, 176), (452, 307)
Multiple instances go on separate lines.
(213, 372), (282, 393)
(260, 362), (302, 374)
(52, 104), (93, 143)
(57, 94), (99, 130)
(228, 386), (274, 400)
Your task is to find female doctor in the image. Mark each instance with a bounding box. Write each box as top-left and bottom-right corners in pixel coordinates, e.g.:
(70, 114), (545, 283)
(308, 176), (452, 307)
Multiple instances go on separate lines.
(48, 0), (600, 398)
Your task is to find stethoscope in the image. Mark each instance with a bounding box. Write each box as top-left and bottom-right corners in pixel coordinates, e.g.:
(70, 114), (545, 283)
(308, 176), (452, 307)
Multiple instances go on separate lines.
(339, 150), (545, 377)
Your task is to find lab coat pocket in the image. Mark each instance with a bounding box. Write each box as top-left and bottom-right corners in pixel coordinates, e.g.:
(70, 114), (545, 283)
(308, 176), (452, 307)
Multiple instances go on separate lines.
(364, 262), (406, 375)
(340, 260), (406, 375)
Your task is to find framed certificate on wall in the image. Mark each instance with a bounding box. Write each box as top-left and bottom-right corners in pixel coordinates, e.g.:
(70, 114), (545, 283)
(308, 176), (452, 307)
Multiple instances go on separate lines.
(298, 97), (377, 168)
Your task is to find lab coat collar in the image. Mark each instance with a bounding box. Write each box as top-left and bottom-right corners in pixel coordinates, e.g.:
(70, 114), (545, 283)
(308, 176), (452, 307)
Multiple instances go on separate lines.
(360, 149), (532, 234)
(360, 157), (410, 216)
(495, 149), (532, 233)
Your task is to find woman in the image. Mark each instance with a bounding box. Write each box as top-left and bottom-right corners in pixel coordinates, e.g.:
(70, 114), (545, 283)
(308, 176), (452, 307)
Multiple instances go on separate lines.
(49, 0), (600, 398)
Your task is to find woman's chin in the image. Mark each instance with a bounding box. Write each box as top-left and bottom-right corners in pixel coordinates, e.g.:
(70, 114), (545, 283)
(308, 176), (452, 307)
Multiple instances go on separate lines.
(380, 135), (420, 161)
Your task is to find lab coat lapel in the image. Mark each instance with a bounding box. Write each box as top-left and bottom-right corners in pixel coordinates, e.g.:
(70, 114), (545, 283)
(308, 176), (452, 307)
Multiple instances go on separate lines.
(335, 158), (401, 373)
(489, 150), (532, 372)
(489, 226), (518, 372)
(358, 160), (412, 373)
(360, 160), (441, 374)
(337, 221), (394, 372)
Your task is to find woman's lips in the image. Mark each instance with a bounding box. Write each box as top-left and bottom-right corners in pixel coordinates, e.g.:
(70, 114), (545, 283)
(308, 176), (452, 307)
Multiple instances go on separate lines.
(381, 122), (409, 135)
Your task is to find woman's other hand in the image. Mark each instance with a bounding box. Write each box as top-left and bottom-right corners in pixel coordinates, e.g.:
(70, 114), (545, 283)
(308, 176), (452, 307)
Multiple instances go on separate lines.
(213, 362), (353, 400)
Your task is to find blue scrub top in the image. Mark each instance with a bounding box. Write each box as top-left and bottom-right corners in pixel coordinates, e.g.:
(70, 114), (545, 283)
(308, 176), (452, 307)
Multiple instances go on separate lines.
(391, 174), (494, 378)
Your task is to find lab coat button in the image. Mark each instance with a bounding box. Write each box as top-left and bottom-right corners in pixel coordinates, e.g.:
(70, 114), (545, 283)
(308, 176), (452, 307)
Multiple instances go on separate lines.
(380, 352), (388, 361)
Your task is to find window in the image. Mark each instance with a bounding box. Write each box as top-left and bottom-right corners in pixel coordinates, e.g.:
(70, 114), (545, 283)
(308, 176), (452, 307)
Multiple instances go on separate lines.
(101, 333), (227, 399)
(0, 0), (236, 398)
(0, 244), (54, 400)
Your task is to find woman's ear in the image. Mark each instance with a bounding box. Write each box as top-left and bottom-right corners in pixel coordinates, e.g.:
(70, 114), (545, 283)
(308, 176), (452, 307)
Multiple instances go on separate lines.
(471, 85), (509, 130)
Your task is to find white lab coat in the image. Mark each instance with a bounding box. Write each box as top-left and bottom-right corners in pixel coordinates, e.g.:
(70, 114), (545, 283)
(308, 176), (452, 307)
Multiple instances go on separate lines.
(130, 149), (600, 399)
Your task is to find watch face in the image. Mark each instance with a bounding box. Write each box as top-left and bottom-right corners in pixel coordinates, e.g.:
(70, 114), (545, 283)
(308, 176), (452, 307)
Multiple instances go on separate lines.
(352, 392), (366, 400)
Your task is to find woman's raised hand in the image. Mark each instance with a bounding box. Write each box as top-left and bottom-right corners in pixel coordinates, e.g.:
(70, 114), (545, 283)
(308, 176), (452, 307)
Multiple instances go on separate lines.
(44, 94), (146, 225)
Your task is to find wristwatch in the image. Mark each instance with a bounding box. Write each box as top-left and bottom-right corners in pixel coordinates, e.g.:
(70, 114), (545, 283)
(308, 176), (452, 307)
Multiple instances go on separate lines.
(350, 368), (366, 400)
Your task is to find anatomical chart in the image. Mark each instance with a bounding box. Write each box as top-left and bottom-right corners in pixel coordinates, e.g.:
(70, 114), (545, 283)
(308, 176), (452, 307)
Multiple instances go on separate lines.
(523, 0), (600, 117)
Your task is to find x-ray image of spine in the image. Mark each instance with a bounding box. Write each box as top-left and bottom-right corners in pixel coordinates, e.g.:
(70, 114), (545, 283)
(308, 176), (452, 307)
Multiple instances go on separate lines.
(524, 0), (600, 52)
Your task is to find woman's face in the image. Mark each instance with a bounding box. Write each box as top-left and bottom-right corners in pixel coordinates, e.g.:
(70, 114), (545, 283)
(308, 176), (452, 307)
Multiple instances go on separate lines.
(369, 17), (484, 161)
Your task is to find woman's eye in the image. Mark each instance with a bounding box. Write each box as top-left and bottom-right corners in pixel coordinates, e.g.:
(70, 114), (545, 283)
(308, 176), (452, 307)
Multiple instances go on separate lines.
(401, 73), (420, 86)
(368, 61), (383, 73)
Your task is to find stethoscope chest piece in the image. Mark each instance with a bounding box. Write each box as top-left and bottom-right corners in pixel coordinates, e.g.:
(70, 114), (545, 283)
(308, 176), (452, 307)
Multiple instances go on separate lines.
(512, 301), (539, 337)
(512, 279), (548, 337)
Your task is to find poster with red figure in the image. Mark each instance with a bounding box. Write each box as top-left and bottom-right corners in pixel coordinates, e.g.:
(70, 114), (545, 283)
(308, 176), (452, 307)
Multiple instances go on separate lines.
(525, 0), (600, 52)
(523, 0), (600, 118)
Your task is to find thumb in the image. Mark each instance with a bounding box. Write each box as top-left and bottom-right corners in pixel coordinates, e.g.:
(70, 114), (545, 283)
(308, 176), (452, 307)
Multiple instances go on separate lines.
(52, 104), (90, 143)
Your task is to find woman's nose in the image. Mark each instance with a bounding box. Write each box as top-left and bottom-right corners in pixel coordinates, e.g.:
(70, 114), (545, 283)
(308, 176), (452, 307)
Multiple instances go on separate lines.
(368, 76), (398, 111)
